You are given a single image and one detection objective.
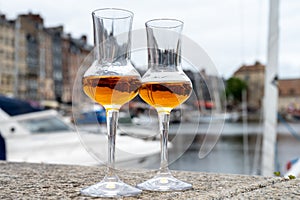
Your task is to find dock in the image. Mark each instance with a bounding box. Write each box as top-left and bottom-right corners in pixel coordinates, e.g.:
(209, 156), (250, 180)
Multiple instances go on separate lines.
(0, 161), (299, 199)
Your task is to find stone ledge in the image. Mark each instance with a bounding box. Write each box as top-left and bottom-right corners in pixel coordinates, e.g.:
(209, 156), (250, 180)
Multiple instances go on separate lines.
(0, 161), (298, 199)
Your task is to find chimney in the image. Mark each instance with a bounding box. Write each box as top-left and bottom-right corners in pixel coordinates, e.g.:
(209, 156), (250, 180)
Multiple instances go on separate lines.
(0, 14), (5, 20)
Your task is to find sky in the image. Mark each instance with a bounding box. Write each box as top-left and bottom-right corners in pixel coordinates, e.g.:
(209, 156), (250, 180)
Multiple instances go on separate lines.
(0, 0), (299, 79)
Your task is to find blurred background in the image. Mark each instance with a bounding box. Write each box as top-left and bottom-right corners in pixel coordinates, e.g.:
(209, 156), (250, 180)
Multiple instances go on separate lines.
(0, 0), (300, 177)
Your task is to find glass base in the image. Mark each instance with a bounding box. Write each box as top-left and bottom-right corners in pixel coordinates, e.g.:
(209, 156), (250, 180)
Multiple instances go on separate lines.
(137, 173), (192, 191)
(81, 176), (142, 197)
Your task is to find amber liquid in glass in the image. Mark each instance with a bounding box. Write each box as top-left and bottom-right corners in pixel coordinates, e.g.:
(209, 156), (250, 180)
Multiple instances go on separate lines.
(83, 75), (141, 110)
(139, 81), (192, 112)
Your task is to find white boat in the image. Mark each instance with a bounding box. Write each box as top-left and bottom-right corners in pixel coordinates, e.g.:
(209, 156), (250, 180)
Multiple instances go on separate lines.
(284, 158), (300, 178)
(0, 108), (161, 167)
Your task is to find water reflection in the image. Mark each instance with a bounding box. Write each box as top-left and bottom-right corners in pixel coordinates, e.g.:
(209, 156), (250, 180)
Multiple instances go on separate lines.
(137, 122), (300, 176)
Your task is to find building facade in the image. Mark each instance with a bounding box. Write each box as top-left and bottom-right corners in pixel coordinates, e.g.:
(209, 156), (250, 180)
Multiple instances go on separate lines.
(46, 26), (64, 102)
(233, 61), (300, 114)
(278, 79), (300, 112)
(17, 13), (44, 100)
(0, 15), (15, 96)
(38, 27), (54, 101)
(61, 35), (91, 104)
(0, 12), (92, 106)
(233, 61), (265, 109)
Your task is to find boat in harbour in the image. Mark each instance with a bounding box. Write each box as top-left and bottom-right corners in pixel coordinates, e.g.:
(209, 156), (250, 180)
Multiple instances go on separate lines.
(285, 158), (300, 178)
(0, 96), (161, 167)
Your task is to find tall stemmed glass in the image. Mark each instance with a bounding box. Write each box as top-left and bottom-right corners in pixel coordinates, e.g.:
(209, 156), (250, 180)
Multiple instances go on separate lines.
(137, 19), (193, 191)
(80, 8), (142, 197)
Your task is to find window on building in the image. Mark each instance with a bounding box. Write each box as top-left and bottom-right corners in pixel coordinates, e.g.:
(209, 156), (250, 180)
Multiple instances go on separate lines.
(244, 74), (250, 81)
(289, 89), (295, 95)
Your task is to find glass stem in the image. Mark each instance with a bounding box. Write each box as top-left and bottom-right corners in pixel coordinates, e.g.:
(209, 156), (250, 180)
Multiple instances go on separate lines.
(158, 111), (171, 174)
(106, 109), (119, 179)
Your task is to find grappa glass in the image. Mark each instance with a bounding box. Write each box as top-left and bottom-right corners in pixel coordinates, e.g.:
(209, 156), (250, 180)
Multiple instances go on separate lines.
(137, 19), (193, 191)
(80, 8), (142, 197)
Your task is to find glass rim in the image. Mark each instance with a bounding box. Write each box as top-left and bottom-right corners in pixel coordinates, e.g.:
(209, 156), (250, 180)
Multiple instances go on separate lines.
(145, 18), (183, 29)
(92, 8), (134, 19)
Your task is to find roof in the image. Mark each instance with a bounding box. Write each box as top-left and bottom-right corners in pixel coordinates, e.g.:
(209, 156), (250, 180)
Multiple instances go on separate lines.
(234, 61), (265, 75)
(18, 12), (44, 24)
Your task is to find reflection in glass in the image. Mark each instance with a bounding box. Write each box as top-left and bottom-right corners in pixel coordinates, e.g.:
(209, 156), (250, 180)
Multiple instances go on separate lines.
(137, 19), (193, 191)
(80, 8), (142, 197)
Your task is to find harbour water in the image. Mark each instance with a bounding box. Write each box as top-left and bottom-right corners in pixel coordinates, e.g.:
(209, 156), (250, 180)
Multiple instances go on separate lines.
(115, 122), (300, 176)
(166, 133), (299, 175)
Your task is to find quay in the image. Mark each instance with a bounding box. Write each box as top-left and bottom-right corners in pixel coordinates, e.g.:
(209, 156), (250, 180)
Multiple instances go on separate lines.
(168, 122), (300, 136)
(0, 161), (299, 199)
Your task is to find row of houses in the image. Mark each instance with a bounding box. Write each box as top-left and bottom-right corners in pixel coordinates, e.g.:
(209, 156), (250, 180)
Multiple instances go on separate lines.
(233, 61), (300, 113)
(0, 12), (91, 106)
(1, 12), (298, 114)
(0, 11), (226, 112)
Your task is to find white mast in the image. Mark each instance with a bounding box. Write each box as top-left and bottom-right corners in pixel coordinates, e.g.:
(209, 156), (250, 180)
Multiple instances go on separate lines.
(262, 0), (280, 176)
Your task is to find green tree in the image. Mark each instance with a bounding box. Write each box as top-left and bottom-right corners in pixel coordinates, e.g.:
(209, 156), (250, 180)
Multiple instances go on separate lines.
(225, 77), (248, 104)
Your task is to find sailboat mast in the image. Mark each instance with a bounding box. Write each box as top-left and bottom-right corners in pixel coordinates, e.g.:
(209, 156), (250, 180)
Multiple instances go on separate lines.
(262, 0), (280, 176)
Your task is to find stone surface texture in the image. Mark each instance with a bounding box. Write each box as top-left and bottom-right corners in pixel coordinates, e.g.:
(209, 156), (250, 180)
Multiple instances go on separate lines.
(0, 161), (299, 199)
